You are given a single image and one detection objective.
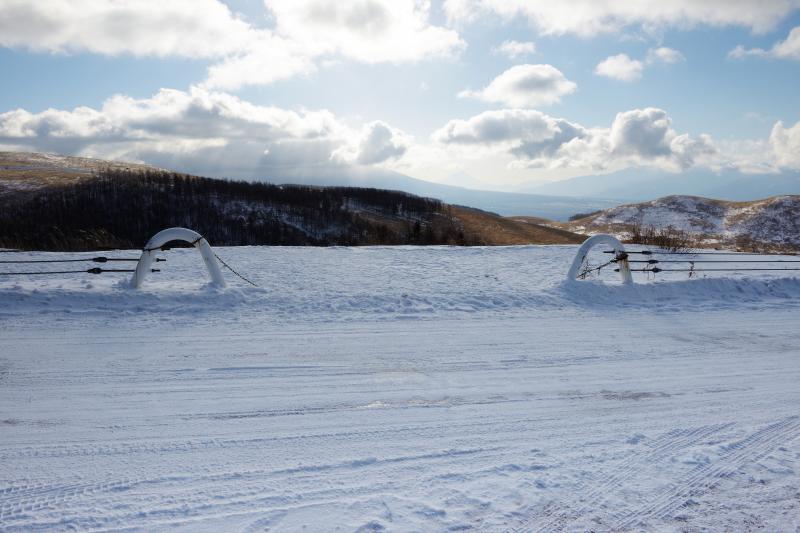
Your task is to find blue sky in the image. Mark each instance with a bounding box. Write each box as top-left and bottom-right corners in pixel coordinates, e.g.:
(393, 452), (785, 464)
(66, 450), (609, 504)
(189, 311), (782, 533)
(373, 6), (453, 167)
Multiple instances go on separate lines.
(0, 0), (799, 192)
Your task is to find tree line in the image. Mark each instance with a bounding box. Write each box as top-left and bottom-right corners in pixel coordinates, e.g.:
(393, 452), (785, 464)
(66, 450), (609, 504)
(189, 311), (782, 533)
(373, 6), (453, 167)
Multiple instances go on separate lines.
(0, 169), (472, 251)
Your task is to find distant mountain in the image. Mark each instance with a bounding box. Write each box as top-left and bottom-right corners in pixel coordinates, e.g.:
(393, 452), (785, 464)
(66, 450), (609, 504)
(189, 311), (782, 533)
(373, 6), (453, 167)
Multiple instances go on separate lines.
(0, 153), (585, 251)
(255, 165), (620, 220)
(558, 195), (800, 252)
(524, 167), (800, 202)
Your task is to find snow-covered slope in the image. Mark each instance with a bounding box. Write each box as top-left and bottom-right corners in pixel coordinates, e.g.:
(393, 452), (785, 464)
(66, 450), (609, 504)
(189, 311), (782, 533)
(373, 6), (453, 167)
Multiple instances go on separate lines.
(566, 194), (800, 251)
(1, 246), (800, 531)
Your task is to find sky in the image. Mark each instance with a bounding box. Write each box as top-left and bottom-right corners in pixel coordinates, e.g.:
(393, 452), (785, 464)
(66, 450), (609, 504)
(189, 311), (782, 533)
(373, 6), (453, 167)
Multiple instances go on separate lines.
(0, 0), (799, 193)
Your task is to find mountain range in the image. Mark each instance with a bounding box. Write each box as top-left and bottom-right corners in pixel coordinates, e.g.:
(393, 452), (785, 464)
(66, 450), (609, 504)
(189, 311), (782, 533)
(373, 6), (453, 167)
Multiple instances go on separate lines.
(525, 167), (800, 202)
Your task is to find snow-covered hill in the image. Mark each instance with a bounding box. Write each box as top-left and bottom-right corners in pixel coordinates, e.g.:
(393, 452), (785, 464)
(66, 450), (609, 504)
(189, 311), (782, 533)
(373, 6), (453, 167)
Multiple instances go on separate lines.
(565, 195), (800, 251)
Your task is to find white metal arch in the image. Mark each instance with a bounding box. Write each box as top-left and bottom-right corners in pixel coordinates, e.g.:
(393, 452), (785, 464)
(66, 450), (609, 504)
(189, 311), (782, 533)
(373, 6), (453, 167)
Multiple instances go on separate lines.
(132, 227), (226, 289)
(567, 234), (633, 284)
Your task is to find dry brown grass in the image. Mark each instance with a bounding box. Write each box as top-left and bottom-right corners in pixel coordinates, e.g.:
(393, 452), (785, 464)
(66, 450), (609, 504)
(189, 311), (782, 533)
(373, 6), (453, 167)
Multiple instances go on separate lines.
(453, 206), (585, 245)
(0, 151), (163, 193)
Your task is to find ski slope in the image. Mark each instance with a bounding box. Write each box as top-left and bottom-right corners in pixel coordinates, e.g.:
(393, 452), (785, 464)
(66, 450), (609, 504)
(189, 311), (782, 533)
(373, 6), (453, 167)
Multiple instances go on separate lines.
(1, 245), (799, 531)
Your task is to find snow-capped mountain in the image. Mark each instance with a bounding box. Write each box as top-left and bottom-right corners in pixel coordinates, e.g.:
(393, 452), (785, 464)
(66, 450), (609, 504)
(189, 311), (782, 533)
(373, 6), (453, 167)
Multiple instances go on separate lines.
(564, 195), (800, 251)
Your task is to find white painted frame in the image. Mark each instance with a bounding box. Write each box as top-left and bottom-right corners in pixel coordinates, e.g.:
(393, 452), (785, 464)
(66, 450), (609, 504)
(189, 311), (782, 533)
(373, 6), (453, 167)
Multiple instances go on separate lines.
(567, 234), (633, 284)
(132, 227), (226, 289)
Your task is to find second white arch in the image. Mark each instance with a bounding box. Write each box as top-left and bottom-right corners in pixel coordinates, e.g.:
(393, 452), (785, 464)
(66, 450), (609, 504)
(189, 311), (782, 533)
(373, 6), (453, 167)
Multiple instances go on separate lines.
(567, 234), (633, 284)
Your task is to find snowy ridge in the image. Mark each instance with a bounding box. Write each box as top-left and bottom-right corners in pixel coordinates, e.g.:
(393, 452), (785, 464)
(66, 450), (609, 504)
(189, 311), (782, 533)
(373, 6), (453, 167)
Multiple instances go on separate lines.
(567, 194), (800, 250)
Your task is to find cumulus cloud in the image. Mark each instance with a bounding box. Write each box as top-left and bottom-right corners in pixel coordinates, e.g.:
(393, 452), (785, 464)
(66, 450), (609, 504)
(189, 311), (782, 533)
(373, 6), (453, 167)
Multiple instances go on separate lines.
(647, 46), (685, 63)
(0, 0), (466, 90)
(458, 64), (577, 107)
(596, 47), (684, 82)
(492, 40), (536, 58)
(729, 25), (800, 60)
(443, 0), (800, 36)
(433, 106), (720, 172)
(0, 0), (254, 58)
(0, 88), (412, 177)
(609, 108), (672, 157)
(203, 35), (316, 90)
(595, 54), (644, 82)
(770, 120), (800, 168)
(332, 121), (411, 165)
(266, 0), (465, 64)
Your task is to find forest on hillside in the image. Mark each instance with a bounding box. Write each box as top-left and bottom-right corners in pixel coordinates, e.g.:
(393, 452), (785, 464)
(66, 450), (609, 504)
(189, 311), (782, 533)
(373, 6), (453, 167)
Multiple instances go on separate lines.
(0, 169), (472, 251)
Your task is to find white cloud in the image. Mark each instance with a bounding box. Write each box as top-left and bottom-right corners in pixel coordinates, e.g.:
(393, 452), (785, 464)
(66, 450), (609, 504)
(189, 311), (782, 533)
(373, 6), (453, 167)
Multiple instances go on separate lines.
(770, 120), (800, 168)
(492, 40), (536, 58)
(594, 54), (644, 81)
(729, 25), (800, 60)
(772, 26), (800, 58)
(0, 88), (414, 177)
(0, 0), (255, 58)
(433, 107), (719, 172)
(432, 109), (582, 146)
(433, 106), (800, 176)
(609, 108), (672, 157)
(332, 121), (412, 165)
(0, 0), (466, 91)
(647, 46), (685, 64)
(265, 0), (465, 64)
(596, 47), (684, 82)
(458, 64), (577, 107)
(443, 0), (800, 36)
(203, 35), (316, 90)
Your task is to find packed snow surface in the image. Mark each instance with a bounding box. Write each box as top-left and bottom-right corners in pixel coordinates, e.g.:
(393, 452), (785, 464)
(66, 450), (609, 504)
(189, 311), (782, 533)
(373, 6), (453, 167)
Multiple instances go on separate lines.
(1, 245), (800, 531)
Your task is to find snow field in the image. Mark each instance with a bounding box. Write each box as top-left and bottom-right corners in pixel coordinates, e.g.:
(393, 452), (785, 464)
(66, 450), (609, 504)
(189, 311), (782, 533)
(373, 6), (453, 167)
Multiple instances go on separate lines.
(1, 245), (799, 531)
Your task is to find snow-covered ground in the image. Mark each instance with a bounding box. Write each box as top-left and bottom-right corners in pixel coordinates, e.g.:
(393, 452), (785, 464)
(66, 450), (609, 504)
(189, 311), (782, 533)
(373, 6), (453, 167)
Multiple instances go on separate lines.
(1, 245), (799, 531)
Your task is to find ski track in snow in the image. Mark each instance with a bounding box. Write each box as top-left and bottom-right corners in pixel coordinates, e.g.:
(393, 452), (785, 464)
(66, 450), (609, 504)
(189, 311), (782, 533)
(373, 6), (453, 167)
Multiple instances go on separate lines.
(1, 245), (799, 531)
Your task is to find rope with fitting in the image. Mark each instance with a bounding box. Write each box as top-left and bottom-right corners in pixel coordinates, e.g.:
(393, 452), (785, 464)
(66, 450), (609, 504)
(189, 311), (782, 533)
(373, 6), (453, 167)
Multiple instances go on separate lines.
(0, 268), (160, 276)
(213, 252), (259, 287)
(0, 257), (164, 264)
(603, 249), (797, 256)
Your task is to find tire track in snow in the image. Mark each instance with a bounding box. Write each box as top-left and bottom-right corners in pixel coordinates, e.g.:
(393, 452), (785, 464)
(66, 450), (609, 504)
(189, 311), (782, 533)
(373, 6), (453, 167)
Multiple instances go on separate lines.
(611, 415), (800, 530)
(510, 422), (734, 532)
(0, 447), (504, 531)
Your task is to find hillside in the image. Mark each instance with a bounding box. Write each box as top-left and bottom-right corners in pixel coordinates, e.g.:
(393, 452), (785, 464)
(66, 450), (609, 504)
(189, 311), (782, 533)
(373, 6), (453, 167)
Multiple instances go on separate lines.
(559, 195), (800, 252)
(0, 151), (163, 196)
(0, 152), (584, 250)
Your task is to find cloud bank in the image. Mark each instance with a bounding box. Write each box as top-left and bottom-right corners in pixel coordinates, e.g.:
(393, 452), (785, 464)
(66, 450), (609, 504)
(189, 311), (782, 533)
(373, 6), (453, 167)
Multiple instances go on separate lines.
(443, 0), (800, 36)
(0, 88), (412, 178)
(433, 106), (798, 174)
(0, 0), (466, 90)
